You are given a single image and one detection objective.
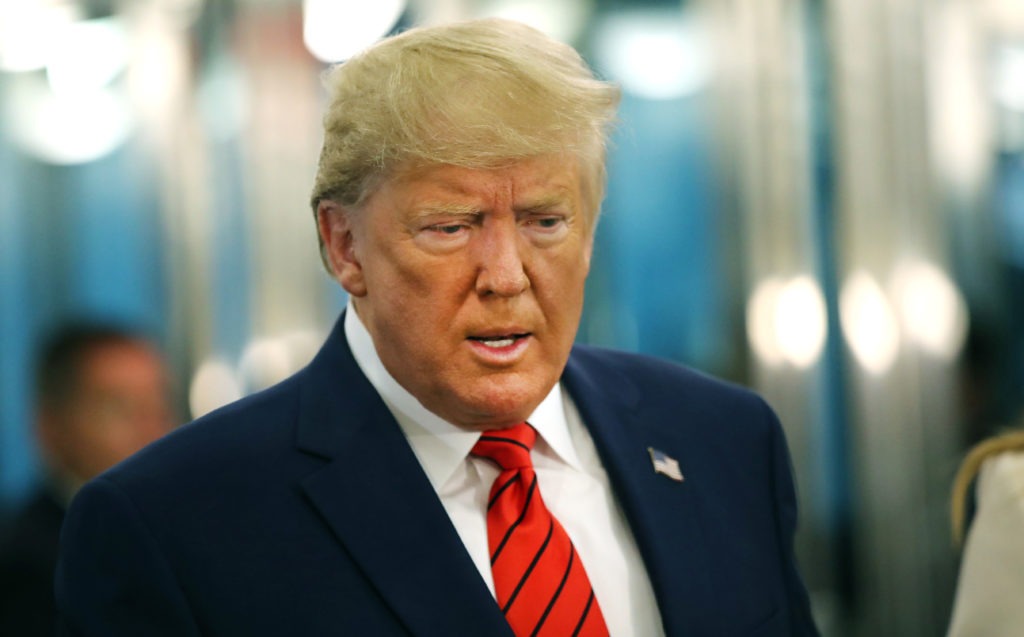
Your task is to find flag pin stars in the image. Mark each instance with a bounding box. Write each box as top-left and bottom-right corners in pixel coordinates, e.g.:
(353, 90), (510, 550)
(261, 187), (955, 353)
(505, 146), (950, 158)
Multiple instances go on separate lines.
(648, 447), (684, 482)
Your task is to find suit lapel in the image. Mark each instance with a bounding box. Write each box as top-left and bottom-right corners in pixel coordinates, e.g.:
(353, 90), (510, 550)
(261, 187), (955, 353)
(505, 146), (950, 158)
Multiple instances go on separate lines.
(562, 350), (716, 636)
(295, 316), (512, 637)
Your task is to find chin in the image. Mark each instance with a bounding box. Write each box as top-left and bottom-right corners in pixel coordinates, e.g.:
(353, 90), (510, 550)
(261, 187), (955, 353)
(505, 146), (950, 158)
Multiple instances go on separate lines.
(457, 378), (550, 427)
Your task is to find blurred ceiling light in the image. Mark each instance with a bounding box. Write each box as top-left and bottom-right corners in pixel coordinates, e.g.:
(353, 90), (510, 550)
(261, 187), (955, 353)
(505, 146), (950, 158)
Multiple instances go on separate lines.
(238, 330), (324, 393)
(46, 16), (129, 96)
(283, 330), (324, 368)
(775, 276), (828, 368)
(994, 44), (1024, 112)
(303, 0), (406, 63)
(890, 259), (968, 359)
(747, 275), (827, 369)
(189, 358), (243, 419)
(0, 1), (79, 72)
(930, 3), (990, 196)
(840, 271), (900, 375)
(593, 8), (710, 100)
(6, 74), (132, 164)
(239, 337), (294, 393)
(477, 0), (589, 44)
(747, 277), (785, 367)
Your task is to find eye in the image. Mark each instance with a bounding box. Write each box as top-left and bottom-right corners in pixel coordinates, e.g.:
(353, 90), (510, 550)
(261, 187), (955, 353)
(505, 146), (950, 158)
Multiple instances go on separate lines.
(525, 216), (566, 231)
(426, 223), (468, 236)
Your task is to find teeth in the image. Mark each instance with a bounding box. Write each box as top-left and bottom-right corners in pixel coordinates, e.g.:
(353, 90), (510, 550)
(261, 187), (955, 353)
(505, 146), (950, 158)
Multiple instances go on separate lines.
(481, 338), (515, 348)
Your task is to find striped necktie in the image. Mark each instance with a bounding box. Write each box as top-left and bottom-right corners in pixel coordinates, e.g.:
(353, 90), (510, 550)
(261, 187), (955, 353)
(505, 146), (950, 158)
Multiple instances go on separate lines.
(471, 423), (609, 637)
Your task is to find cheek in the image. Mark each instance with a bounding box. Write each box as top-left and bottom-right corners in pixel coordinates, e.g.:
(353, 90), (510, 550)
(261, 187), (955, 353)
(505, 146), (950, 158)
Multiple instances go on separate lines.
(535, 255), (589, 308)
(377, 251), (475, 315)
(369, 235), (436, 294)
(62, 427), (118, 471)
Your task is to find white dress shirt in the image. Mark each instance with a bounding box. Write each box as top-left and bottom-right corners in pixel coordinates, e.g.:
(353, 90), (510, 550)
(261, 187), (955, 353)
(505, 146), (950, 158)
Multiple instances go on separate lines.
(948, 451), (1024, 637)
(345, 304), (664, 636)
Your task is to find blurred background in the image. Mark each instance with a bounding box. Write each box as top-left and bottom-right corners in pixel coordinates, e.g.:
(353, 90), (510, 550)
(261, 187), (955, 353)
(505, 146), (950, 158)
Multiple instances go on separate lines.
(0, 0), (1022, 634)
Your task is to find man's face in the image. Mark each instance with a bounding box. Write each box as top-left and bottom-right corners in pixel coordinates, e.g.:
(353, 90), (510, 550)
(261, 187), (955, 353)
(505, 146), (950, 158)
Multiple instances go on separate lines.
(40, 342), (174, 481)
(320, 155), (594, 430)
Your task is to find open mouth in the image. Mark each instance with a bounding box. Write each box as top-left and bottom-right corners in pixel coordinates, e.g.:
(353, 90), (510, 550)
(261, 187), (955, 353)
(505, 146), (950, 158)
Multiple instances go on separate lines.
(468, 334), (530, 348)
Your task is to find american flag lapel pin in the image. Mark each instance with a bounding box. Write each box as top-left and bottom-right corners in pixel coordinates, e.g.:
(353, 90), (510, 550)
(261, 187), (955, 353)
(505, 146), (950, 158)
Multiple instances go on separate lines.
(648, 447), (684, 482)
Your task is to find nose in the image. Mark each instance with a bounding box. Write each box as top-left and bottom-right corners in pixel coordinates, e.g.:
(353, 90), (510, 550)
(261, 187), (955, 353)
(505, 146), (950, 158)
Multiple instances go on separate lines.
(474, 219), (529, 297)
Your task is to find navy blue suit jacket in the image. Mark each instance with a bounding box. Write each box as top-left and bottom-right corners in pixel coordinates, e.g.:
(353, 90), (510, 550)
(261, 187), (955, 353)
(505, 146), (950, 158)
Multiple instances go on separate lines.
(0, 488), (65, 635)
(56, 316), (818, 636)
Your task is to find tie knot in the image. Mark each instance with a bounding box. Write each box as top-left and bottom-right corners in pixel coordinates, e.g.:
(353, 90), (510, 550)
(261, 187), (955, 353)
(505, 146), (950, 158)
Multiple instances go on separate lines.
(471, 423), (536, 471)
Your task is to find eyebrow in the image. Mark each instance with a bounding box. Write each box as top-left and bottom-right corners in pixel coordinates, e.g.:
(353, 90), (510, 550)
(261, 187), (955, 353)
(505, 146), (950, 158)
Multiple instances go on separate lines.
(513, 195), (573, 213)
(409, 202), (481, 220)
(409, 190), (575, 220)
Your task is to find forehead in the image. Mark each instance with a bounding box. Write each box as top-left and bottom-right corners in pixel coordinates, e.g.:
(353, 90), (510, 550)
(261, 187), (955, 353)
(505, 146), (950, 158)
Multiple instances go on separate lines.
(383, 156), (584, 209)
(77, 342), (164, 387)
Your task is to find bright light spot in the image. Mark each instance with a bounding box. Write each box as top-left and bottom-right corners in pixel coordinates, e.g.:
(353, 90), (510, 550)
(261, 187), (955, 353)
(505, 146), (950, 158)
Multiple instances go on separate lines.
(238, 331), (324, 393)
(747, 276), (827, 368)
(479, 0), (590, 43)
(930, 3), (989, 195)
(593, 8), (710, 100)
(46, 17), (129, 96)
(994, 44), (1024, 112)
(890, 259), (968, 359)
(282, 330), (324, 369)
(747, 277), (785, 367)
(239, 337), (294, 393)
(4, 13), (134, 165)
(6, 75), (132, 165)
(303, 0), (406, 63)
(775, 276), (828, 368)
(0, 2), (79, 72)
(189, 358), (243, 419)
(840, 271), (900, 375)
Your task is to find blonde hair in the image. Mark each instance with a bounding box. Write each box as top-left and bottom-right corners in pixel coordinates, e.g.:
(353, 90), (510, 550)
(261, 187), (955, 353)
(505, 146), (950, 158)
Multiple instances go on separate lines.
(309, 18), (621, 268)
(950, 426), (1024, 544)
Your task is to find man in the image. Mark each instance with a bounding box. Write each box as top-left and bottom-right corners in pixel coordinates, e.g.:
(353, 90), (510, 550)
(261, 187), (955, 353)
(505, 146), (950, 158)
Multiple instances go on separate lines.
(0, 323), (173, 636)
(57, 19), (818, 636)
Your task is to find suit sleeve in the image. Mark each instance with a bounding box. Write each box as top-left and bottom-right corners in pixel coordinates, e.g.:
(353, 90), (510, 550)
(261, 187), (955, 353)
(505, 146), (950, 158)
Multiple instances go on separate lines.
(765, 401), (820, 637)
(55, 476), (202, 637)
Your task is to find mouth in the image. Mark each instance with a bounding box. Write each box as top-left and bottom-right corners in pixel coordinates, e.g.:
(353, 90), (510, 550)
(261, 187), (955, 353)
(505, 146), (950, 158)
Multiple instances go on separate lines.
(467, 333), (531, 348)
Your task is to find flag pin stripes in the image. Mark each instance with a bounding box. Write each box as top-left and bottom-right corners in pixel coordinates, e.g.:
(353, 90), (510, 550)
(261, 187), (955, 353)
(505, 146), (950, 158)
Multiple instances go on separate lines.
(647, 447), (684, 482)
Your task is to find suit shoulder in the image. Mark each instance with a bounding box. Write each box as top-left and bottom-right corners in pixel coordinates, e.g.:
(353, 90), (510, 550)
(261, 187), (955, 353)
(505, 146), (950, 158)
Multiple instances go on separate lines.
(0, 491), (63, 565)
(567, 344), (781, 447)
(570, 343), (765, 405)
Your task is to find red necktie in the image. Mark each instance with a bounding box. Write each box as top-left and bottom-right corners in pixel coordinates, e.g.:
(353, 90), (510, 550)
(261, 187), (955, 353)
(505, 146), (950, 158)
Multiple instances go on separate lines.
(471, 423), (610, 637)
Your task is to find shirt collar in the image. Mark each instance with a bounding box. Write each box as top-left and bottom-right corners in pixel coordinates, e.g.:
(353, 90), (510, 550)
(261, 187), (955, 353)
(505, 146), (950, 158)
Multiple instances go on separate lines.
(343, 301), (583, 489)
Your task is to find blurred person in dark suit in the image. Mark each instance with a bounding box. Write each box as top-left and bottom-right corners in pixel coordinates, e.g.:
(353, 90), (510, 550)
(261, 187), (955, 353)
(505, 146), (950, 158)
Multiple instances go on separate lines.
(0, 324), (174, 636)
(56, 19), (818, 637)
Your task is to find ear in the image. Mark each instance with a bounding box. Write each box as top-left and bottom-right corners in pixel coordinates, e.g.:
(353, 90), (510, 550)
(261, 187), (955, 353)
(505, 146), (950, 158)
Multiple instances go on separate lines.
(317, 201), (367, 297)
